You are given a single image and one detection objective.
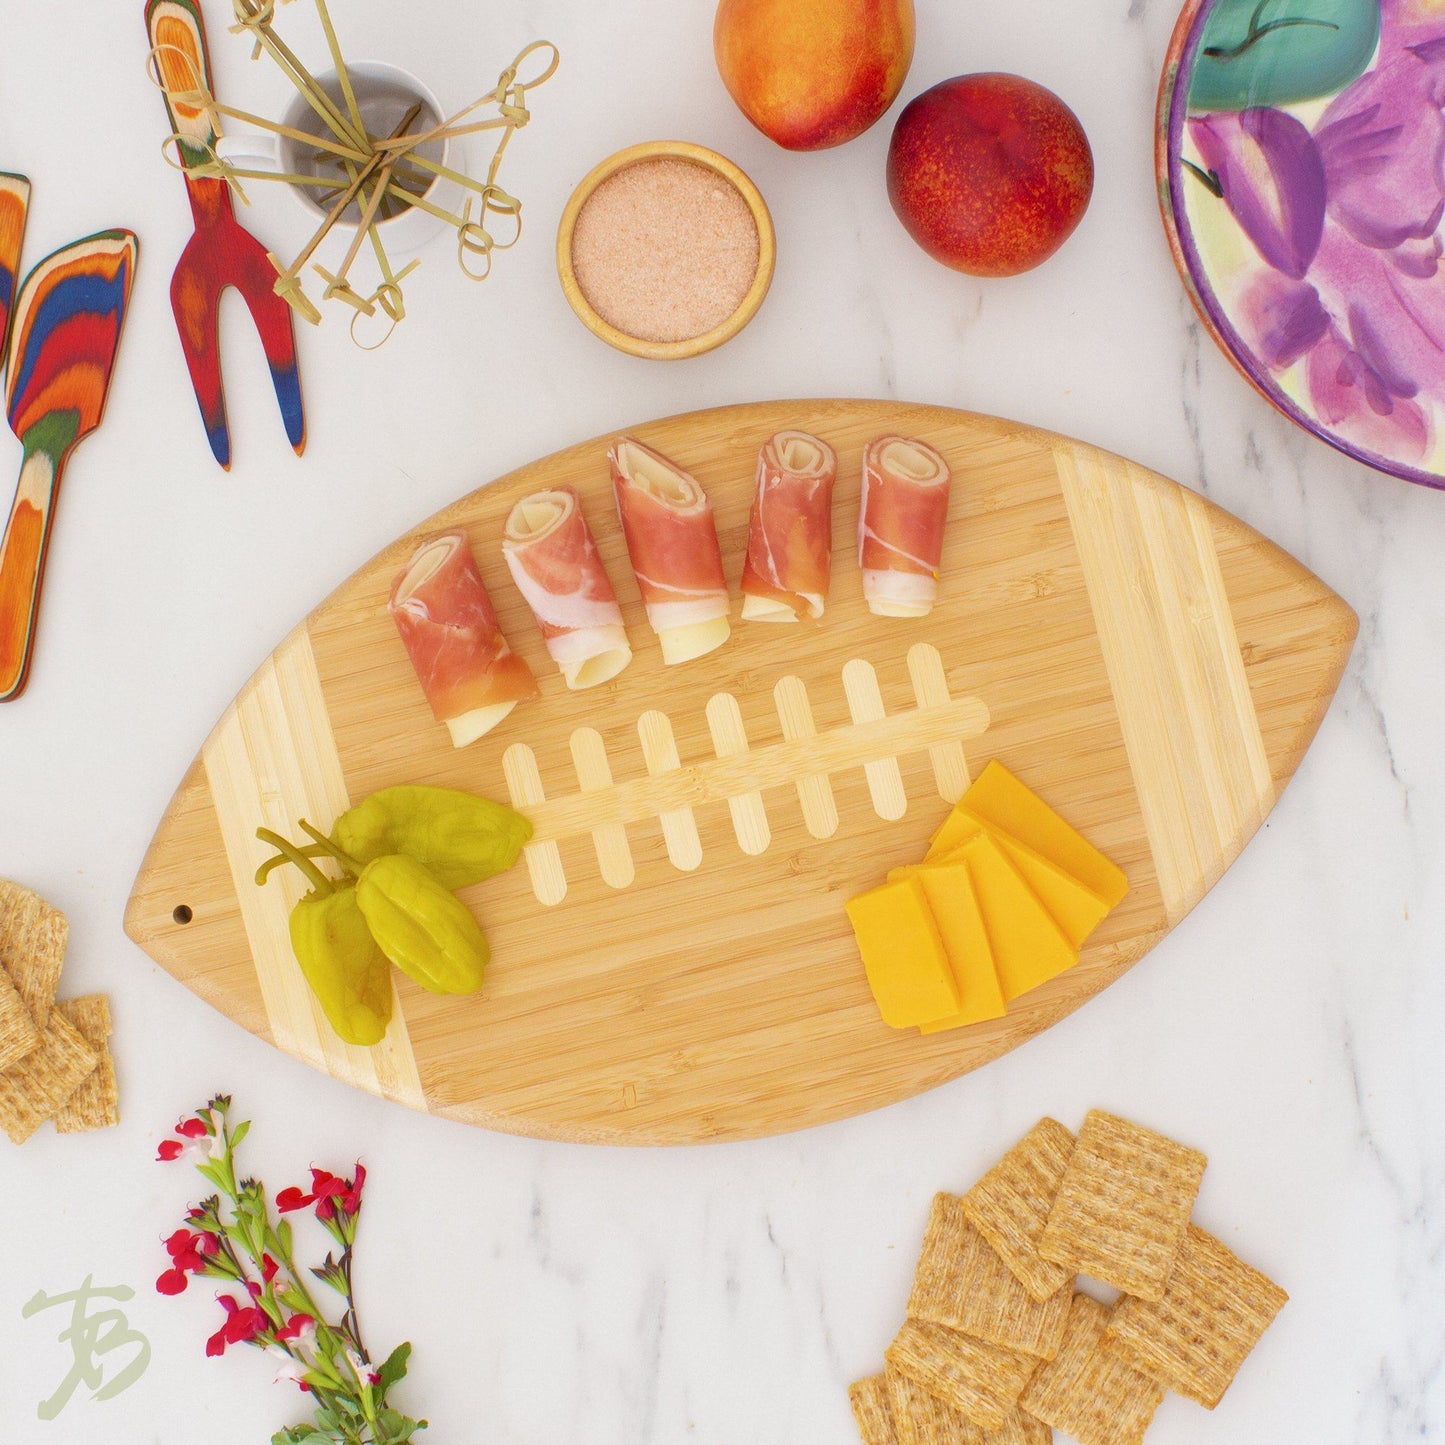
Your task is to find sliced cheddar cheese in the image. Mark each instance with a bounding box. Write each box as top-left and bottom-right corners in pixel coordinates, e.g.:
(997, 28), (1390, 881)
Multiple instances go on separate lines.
(961, 834), (1077, 1002)
(927, 810), (1111, 951)
(961, 761), (1129, 908)
(889, 859), (1008, 1030)
(845, 876), (960, 1028)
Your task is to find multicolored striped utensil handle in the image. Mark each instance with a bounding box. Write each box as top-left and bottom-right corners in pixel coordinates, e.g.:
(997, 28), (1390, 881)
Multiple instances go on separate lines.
(0, 231), (137, 701)
(0, 174), (30, 379)
(147, 0), (305, 469)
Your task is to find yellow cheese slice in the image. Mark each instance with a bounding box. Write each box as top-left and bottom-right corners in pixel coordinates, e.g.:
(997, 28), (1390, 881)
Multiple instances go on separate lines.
(961, 761), (1128, 908)
(926, 811), (1111, 951)
(960, 835), (1078, 1002)
(658, 615), (731, 665)
(890, 860), (1007, 1032)
(845, 876), (960, 1028)
(445, 699), (518, 748)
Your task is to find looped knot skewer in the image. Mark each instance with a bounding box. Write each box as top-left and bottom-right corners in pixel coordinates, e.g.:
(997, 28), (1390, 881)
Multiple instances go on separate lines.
(229, 0), (286, 59)
(148, 4), (557, 345)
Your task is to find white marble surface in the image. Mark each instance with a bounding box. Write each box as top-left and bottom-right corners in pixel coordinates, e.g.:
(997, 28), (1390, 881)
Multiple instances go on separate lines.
(2, 0), (1443, 1440)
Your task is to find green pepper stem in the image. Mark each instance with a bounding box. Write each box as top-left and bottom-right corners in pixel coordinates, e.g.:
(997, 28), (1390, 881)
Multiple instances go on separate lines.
(297, 819), (365, 878)
(255, 828), (336, 893)
(255, 843), (331, 885)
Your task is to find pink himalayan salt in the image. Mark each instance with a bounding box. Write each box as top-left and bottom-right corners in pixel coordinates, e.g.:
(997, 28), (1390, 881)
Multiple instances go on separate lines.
(571, 157), (760, 344)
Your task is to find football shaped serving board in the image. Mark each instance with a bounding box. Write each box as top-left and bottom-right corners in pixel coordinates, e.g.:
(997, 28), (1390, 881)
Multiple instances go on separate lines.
(126, 401), (1356, 1143)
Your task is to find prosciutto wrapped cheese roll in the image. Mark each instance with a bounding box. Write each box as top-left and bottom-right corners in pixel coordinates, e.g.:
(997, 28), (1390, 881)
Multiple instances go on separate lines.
(502, 487), (632, 690)
(857, 436), (952, 618)
(609, 437), (731, 665)
(739, 430), (837, 623)
(389, 530), (538, 747)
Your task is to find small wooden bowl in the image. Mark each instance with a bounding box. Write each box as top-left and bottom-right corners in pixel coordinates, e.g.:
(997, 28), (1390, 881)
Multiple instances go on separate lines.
(557, 140), (776, 361)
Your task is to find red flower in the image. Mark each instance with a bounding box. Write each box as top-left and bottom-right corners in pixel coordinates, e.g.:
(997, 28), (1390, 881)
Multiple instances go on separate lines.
(261, 1253), (280, 1283)
(309, 1167), (346, 1221)
(276, 1165), (364, 1221)
(156, 1114), (212, 1162)
(156, 1267), (190, 1296)
(275, 1312), (315, 1342)
(206, 1294), (264, 1357)
(341, 1164), (366, 1215)
(156, 1229), (221, 1294)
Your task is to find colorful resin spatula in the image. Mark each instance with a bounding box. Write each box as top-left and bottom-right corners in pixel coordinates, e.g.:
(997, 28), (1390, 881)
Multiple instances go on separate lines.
(0, 231), (137, 701)
(147, 0), (305, 469)
(0, 174), (31, 373)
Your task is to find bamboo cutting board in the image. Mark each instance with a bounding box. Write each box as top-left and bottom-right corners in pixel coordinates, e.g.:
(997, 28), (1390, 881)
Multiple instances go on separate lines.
(126, 401), (1355, 1144)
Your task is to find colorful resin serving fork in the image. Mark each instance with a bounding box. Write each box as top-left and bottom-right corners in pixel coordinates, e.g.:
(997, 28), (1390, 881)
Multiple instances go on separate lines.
(147, 0), (305, 469)
(0, 231), (137, 701)
(0, 174), (31, 371)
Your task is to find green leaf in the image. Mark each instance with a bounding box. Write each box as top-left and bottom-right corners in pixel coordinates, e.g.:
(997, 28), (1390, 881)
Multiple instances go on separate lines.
(195, 1160), (227, 1192)
(375, 1407), (427, 1442)
(375, 1341), (411, 1394)
(272, 1426), (321, 1444)
(230, 1118), (251, 1151)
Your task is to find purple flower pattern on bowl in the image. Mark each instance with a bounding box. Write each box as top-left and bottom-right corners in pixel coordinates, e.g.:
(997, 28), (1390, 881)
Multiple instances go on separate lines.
(1164, 0), (1445, 487)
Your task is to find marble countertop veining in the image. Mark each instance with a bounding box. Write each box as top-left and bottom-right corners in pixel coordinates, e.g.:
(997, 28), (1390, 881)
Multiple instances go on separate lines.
(1, 0), (1443, 1441)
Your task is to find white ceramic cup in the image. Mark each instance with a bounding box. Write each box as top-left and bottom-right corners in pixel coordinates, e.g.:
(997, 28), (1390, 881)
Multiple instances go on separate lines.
(213, 61), (459, 255)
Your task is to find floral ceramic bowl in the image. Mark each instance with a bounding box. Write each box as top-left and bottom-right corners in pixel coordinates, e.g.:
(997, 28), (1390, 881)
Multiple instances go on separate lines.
(1159, 0), (1445, 488)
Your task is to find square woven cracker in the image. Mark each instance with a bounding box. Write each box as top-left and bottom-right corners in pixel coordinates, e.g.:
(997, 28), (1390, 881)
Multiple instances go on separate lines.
(0, 966), (39, 1073)
(963, 1117), (1077, 1301)
(53, 995), (119, 1135)
(886, 1368), (1050, 1445)
(849, 1373), (899, 1445)
(1103, 1223), (1288, 1407)
(1038, 1110), (1207, 1300)
(1019, 1293), (1165, 1445)
(0, 1011), (97, 1144)
(0, 879), (68, 1028)
(885, 1320), (1036, 1432)
(908, 1193), (1071, 1359)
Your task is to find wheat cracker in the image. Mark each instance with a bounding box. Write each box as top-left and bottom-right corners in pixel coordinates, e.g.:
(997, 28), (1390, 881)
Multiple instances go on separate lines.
(849, 1372), (899, 1445)
(1038, 1110), (1206, 1300)
(1104, 1223), (1288, 1407)
(885, 1320), (1035, 1432)
(962, 1117), (1077, 1301)
(0, 1011), (97, 1144)
(886, 1367), (1049, 1445)
(0, 966), (39, 1072)
(0, 879), (68, 1027)
(908, 1194), (1070, 1359)
(1019, 1293), (1164, 1445)
(53, 995), (119, 1134)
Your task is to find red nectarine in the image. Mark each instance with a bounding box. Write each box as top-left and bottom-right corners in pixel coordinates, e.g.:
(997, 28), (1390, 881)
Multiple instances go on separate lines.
(886, 73), (1093, 277)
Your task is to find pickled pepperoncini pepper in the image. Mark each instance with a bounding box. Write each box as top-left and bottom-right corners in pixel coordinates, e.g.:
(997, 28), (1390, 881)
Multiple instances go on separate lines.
(354, 853), (490, 994)
(288, 885), (394, 1046)
(333, 786), (532, 890)
(255, 827), (395, 1046)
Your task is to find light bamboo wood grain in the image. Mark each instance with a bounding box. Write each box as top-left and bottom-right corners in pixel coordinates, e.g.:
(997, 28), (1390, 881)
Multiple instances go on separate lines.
(125, 400), (1356, 1144)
